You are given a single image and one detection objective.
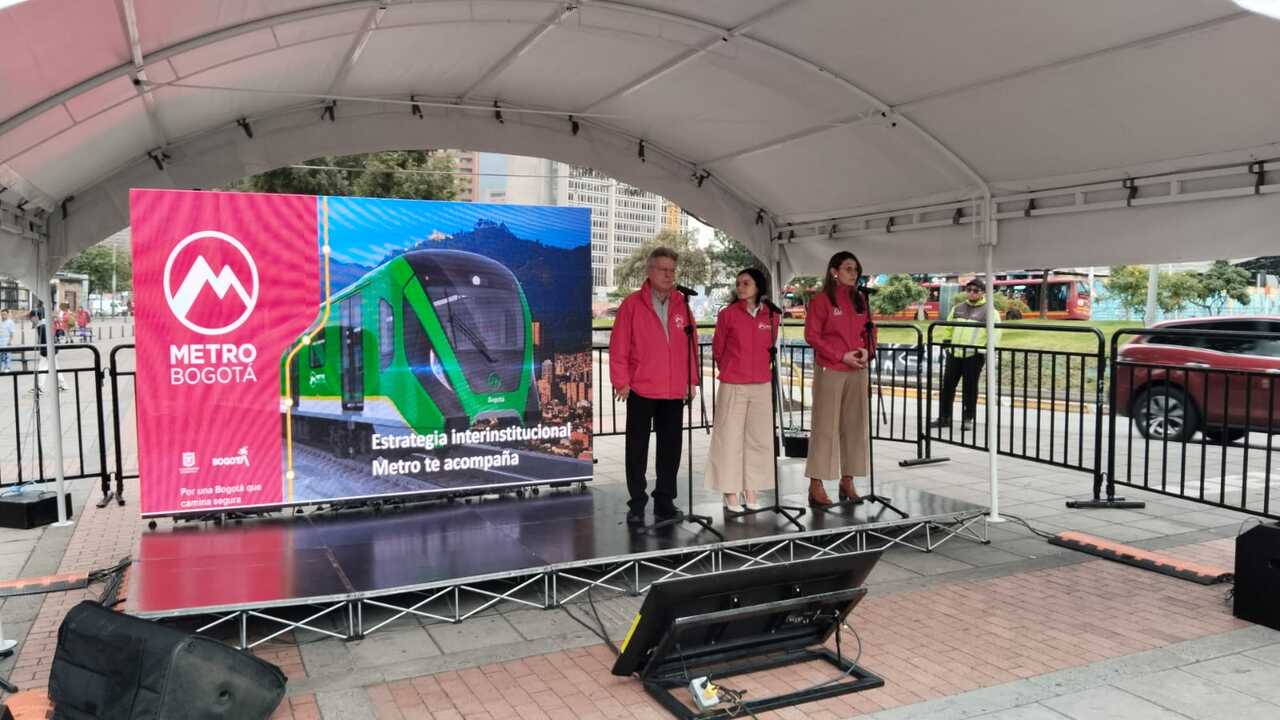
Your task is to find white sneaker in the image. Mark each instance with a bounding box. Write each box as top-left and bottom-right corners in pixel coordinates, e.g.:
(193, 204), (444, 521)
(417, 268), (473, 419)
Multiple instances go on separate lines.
(724, 504), (745, 514)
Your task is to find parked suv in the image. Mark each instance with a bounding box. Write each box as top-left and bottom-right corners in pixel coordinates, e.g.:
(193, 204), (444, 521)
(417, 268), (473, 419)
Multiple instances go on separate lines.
(1113, 317), (1280, 442)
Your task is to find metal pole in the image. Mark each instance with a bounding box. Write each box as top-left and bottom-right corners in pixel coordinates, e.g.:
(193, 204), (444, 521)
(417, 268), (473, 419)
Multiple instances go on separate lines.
(43, 273), (72, 526)
(984, 203), (1001, 523)
(1144, 264), (1159, 327)
(111, 239), (118, 314)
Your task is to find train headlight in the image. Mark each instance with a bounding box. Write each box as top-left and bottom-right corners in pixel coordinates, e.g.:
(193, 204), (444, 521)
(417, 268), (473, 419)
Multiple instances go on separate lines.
(430, 349), (453, 392)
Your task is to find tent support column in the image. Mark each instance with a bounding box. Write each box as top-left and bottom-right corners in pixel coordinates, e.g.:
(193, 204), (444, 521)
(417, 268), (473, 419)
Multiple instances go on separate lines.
(982, 199), (1002, 523)
(38, 237), (72, 527)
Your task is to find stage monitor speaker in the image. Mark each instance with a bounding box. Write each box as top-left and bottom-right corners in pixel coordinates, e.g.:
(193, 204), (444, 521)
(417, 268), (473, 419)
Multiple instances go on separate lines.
(1233, 522), (1280, 631)
(49, 601), (286, 720)
(612, 553), (885, 718)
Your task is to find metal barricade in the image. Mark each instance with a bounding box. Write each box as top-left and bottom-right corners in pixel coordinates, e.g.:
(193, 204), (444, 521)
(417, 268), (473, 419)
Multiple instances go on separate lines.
(0, 344), (109, 495)
(1100, 327), (1280, 519)
(592, 324), (716, 437)
(924, 322), (1107, 481)
(107, 344), (137, 502)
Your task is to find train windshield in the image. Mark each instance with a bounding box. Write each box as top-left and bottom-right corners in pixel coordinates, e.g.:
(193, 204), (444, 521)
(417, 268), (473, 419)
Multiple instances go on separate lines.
(407, 251), (526, 394)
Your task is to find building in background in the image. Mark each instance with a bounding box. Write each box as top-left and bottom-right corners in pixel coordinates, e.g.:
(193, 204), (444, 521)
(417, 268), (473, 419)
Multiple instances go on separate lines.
(485, 155), (688, 293)
(445, 150), (481, 202)
(0, 278), (31, 311)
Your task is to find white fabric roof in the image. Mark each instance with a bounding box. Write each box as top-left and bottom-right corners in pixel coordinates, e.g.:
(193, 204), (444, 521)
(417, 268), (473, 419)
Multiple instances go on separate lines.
(4, 0), (1280, 291)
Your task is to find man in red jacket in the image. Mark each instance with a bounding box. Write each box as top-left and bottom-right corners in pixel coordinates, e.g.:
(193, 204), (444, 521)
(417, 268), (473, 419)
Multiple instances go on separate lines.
(609, 247), (699, 525)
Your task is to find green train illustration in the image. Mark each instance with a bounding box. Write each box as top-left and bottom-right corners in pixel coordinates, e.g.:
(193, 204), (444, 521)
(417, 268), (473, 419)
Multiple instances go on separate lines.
(283, 249), (540, 456)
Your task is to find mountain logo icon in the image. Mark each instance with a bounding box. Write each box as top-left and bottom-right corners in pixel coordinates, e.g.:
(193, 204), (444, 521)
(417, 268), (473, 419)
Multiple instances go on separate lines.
(163, 230), (260, 335)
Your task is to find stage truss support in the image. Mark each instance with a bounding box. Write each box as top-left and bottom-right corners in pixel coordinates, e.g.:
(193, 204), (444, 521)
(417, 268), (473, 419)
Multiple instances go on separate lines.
(160, 510), (987, 650)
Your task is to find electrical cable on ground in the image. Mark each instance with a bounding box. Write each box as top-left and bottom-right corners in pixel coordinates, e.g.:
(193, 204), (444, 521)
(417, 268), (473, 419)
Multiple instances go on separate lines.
(558, 584), (620, 657)
(1000, 513), (1057, 540)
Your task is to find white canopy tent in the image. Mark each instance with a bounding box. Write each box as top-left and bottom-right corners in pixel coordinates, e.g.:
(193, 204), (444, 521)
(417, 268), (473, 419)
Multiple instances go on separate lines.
(4, 0), (1280, 519)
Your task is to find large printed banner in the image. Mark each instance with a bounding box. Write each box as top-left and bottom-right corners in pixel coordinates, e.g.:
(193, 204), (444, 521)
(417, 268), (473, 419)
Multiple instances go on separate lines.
(132, 190), (593, 517)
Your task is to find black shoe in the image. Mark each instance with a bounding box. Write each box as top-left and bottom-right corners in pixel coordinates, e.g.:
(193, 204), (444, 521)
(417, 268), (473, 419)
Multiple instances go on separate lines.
(654, 505), (682, 520)
(961, 418), (975, 431)
(626, 512), (645, 526)
(928, 418), (951, 429)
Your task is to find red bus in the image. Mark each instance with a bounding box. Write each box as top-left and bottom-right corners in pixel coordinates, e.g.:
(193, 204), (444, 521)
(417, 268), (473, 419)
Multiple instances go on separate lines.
(877, 277), (1092, 321)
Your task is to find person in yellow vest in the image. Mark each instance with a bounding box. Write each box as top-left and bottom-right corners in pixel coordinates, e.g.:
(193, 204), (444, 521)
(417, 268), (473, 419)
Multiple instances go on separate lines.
(931, 278), (1001, 431)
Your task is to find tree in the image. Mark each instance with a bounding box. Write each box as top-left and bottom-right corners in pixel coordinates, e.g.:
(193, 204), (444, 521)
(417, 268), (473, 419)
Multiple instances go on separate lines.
(869, 274), (928, 316)
(707, 229), (765, 285)
(233, 150), (459, 200)
(612, 229), (711, 292)
(1191, 260), (1251, 314)
(789, 276), (822, 305)
(62, 243), (131, 293)
(1157, 271), (1201, 314)
(1104, 265), (1150, 319)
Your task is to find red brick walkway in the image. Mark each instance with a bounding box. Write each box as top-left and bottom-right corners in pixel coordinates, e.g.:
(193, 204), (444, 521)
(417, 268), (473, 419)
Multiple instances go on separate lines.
(345, 546), (1244, 720)
(3, 491), (1249, 720)
(4, 492), (309, 700)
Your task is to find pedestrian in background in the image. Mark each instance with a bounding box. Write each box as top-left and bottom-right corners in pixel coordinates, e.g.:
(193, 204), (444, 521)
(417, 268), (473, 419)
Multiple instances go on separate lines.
(0, 309), (15, 372)
(931, 278), (1001, 431)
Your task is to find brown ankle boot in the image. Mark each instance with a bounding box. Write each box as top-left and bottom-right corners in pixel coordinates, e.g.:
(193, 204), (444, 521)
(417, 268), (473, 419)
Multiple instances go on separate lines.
(839, 476), (863, 503)
(808, 479), (833, 507)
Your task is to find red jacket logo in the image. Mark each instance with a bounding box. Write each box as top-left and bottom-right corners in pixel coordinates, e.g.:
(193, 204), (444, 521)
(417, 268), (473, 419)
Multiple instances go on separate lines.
(163, 231), (259, 335)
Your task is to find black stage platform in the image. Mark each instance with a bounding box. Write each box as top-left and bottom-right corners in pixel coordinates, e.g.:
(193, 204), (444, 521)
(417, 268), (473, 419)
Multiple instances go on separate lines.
(128, 483), (986, 647)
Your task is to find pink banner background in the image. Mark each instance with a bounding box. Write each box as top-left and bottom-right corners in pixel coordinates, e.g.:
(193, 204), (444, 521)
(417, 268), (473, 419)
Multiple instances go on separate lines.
(131, 190), (319, 515)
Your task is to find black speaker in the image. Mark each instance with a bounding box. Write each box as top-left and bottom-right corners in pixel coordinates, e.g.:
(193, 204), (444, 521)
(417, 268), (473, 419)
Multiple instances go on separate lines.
(50, 601), (286, 720)
(782, 432), (809, 458)
(1233, 522), (1280, 631)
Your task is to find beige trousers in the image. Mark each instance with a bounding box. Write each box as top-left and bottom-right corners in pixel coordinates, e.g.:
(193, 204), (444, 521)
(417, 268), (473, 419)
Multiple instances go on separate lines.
(805, 366), (868, 481)
(705, 382), (774, 492)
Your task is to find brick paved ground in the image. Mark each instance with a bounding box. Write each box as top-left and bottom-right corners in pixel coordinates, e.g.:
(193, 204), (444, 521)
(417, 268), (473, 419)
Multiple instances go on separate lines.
(344, 542), (1244, 720)
(0, 437), (1274, 719)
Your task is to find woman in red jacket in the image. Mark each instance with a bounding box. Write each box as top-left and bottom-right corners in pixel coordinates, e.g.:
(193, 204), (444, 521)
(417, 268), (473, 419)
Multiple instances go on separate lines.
(804, 251), (876, 506)
(705, 268), (779, 512)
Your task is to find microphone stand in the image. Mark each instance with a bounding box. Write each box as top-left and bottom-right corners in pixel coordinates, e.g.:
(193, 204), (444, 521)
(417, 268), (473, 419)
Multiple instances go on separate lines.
(643, 289), (720, 539)
(818, 289), (908, 519)
(725, 301), (805, 529)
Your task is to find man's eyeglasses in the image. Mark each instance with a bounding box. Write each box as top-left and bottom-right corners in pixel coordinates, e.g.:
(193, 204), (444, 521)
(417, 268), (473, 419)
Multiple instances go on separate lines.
(965, 287), (983, 293)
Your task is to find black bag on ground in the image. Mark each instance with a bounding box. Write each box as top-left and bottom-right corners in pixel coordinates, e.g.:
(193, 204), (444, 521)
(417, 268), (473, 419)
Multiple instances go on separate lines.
(49, 601), (286, 720)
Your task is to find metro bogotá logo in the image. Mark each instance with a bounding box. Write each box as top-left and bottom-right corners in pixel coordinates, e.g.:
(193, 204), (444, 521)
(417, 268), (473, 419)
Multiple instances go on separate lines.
(163, 230), (260, 335)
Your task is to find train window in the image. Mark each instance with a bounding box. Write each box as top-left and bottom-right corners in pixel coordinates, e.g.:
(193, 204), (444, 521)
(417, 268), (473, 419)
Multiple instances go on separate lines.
(309, 335), (325, 368)
(379, 300), (394, 370)
(1077, 281), (1090, 297)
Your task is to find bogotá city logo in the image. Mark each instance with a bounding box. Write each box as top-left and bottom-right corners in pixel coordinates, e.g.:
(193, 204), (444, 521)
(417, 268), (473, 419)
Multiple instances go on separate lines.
(163, 230), (259, 335)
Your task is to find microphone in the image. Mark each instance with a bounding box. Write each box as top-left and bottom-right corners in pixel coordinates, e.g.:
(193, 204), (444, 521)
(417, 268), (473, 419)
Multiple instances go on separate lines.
(675, 284), (698, 297)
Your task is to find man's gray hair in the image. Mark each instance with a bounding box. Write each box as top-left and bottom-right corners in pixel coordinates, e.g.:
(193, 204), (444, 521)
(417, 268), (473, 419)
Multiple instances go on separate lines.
(646, 246), (679, 268)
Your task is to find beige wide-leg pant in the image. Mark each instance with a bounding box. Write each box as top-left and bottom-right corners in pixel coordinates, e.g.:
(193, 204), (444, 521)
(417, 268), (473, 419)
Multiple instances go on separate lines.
(805, 365), (868, 481)
(705, 382), (774, 492)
